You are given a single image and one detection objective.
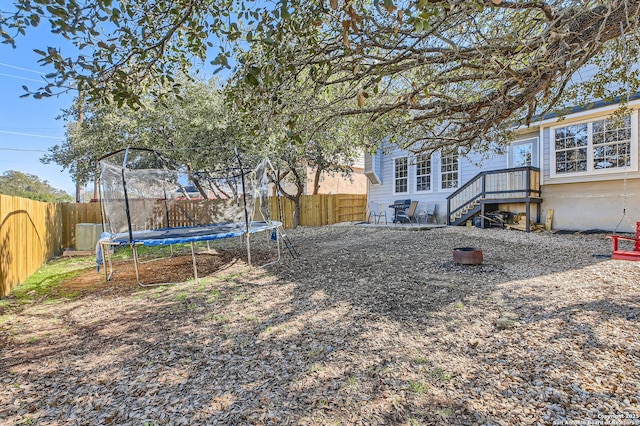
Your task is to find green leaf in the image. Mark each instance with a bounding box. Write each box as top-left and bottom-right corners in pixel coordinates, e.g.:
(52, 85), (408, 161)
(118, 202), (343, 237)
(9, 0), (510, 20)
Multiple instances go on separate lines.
(245, 73), (259, 85)
(46, 6), (68, 19)
(211, 53), (229, 68)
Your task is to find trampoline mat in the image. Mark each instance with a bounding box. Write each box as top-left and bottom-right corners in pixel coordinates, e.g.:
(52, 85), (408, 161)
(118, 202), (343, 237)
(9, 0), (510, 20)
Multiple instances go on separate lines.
(106, 221), (280, 247)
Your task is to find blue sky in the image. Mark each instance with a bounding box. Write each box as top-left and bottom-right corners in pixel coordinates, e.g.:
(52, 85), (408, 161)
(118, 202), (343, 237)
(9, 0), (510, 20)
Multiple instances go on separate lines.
(1, 26), (80, 196)
(0, 20), (230, 198)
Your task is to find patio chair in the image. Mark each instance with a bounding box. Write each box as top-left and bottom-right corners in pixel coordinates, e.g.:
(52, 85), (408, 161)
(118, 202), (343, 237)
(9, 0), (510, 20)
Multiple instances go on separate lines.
(426, 204), (438, 224)
(395, 201), (419, 224)
(368, 201), (387, 224)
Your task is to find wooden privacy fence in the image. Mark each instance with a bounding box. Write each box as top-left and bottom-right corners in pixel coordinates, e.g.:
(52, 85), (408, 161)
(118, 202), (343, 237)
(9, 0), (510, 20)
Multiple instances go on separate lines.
(60, 202), (102, 250)
(0, 194), (64, 297)
(269, 194), (367, 228)
(0, 193), (366, 296)
(58, 194), (367, 246)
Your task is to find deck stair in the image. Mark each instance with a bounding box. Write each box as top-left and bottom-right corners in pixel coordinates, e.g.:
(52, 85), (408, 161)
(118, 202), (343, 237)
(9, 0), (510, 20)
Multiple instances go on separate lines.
(446, 166), (542, 232)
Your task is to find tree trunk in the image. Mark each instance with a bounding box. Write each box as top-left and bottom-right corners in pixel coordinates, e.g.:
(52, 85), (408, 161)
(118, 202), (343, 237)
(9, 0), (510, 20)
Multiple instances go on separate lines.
(312, 167), (322, 195)
(275, 167), (304, 228)
(292, 198), (301, 228)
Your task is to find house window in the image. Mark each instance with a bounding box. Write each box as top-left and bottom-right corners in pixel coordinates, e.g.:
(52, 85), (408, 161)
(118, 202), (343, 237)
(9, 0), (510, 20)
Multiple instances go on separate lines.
(554, 123), (588, 173)
(416, 153), (431, 191)
(552, 114), (634, 175)
(593, 116), (631, 169)
(440, 152), (459, 189)
(394, 157), (408, 193)
(512, 142), (533, 167)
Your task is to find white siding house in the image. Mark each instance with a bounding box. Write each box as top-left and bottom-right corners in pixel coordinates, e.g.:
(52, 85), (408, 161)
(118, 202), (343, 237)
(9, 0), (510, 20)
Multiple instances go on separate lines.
(366, 99), (640, 232)
(538, 101), (640, 232)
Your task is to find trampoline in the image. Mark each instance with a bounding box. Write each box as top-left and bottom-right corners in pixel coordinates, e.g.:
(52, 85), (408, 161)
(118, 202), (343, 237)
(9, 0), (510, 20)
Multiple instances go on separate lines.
(97, 148), (283, 286)
(106, 221), (278, 247)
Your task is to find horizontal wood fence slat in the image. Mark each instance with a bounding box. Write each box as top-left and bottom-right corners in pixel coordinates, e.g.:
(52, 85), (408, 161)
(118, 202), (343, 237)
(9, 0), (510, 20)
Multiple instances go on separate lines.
(0, 193), (366, 296)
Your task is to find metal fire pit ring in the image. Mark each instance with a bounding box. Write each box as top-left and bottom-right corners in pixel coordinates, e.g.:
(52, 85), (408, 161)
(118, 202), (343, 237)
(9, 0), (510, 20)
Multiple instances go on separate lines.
(453, 247), (483, 265)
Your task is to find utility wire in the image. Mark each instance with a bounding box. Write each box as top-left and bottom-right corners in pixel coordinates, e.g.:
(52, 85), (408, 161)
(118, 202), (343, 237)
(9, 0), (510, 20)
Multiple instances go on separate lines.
(0, 130), (64, 139)
(0, 62), (46, 75)
(0, 159), (45, 164)
(0, 147), (48, 152)
(0, 73), (45, 83)
(0, 127), (62, 131)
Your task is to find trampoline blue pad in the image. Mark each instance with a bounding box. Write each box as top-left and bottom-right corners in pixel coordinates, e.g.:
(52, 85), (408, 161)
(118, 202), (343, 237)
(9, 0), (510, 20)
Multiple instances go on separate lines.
(106, 221), (281, 247)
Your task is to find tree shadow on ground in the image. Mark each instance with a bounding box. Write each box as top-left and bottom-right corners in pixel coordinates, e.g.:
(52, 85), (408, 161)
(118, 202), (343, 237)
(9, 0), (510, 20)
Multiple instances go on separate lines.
(1, 226), (638, 425)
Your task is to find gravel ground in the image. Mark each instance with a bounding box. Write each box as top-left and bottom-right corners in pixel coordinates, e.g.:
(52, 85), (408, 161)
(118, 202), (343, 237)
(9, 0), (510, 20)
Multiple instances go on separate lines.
(1, 224), (639, 425)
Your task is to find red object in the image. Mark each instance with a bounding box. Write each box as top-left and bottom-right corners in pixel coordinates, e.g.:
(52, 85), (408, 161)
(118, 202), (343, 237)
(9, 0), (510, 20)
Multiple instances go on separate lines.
(453, 247), (483, 265)
(608, 222), (640, 261)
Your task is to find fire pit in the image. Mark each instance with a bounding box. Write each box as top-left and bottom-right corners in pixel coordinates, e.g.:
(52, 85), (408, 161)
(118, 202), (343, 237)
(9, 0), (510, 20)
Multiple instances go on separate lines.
(453, 247), (483, 265)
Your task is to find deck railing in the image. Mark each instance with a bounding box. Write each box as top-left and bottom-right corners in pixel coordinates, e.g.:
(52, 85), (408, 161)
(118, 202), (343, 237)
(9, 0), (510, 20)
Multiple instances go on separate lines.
(447, 167), (541, 224)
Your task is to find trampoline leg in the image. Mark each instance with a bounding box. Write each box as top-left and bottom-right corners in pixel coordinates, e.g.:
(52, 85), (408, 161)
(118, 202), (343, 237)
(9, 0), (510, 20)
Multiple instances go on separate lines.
(277, 231), (282, 262)
(131, 244), (167, 287)
(258, 226), (282, 268)
(191, 241), (199, 281)
(101, 241), (114, 281)
(132, 244), (143, 285)
(131, 242), (199, 287)
(246, 232), (252, 268)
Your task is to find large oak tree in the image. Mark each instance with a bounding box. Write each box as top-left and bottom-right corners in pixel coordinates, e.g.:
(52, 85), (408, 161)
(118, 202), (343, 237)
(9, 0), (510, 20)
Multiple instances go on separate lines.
(232, 0), (640, 153)
(4, 1), (640, 154)
(49, 76), (371, 226)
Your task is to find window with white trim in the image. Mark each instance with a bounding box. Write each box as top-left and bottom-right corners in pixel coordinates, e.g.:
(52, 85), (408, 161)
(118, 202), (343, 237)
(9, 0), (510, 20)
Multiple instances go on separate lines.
(416, 153), (432, 191)
(593, 116), (631, 169)
(554, 123), (589, 173)
(440, 152), (459, 190)
(394, 157), (408, 193)
(552, 114), (634, 175)
(512, 141), (533, 167)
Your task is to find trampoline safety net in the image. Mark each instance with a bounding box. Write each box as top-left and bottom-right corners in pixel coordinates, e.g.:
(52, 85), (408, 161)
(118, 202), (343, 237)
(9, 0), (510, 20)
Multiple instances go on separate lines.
(99, 149), (273, 240)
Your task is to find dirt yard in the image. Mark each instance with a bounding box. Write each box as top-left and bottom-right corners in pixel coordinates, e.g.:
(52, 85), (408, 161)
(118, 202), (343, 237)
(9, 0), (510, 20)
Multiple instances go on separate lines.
(1, 225), (639, 425)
